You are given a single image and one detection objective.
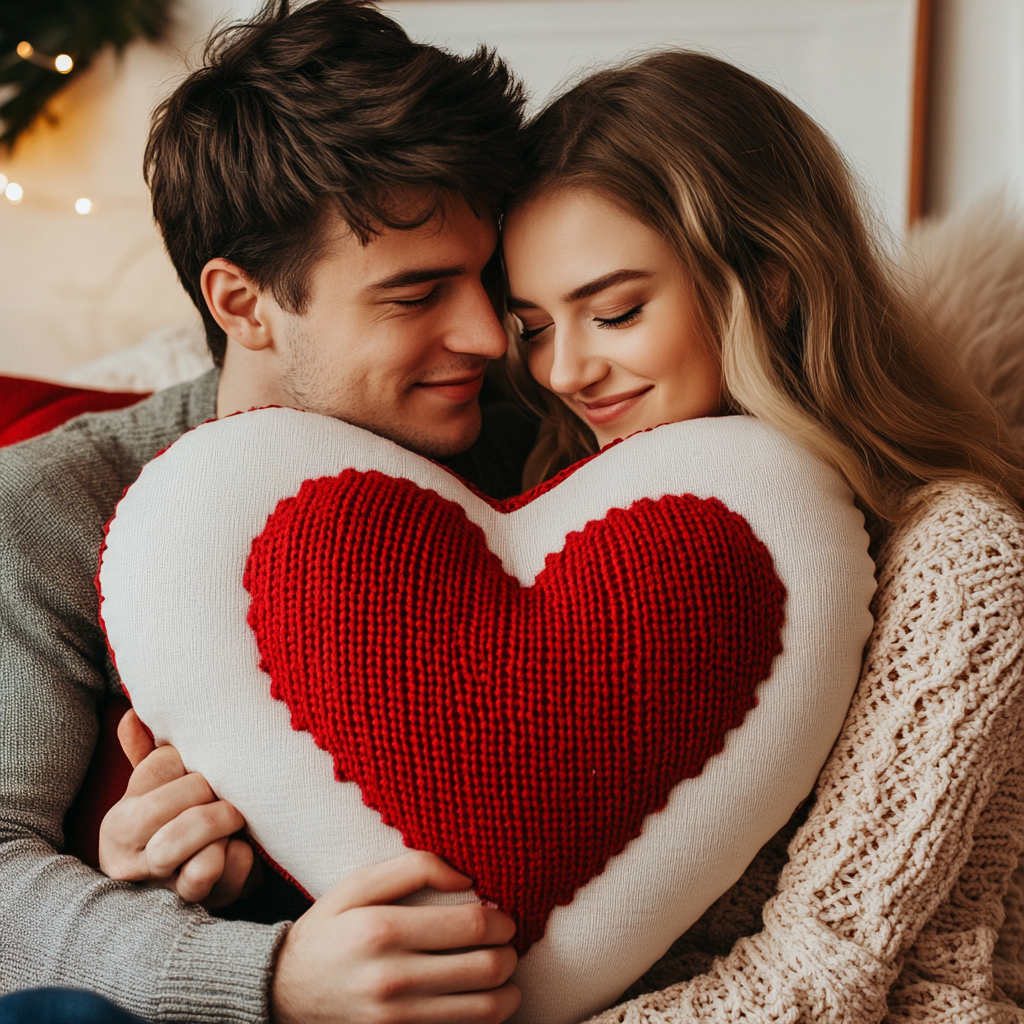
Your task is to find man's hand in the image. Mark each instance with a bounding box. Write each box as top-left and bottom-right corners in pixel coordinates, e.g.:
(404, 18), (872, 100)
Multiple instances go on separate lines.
(98, 709), (258, 907)
(271, 851), (521, 1024)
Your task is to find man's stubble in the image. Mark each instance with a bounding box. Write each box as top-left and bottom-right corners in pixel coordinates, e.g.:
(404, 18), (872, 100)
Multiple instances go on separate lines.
(278, 321), (482, 459)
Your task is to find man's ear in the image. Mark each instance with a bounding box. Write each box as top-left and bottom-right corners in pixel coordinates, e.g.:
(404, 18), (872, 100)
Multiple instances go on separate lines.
(201, 258), (273, 351)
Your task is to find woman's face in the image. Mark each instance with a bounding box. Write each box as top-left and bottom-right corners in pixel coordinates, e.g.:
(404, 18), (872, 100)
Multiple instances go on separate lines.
(503, 189), (723, 448)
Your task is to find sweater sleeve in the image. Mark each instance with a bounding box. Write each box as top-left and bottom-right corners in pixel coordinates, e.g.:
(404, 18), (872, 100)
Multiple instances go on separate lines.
(584, 482), (1024, 1024)
(884, 758), (1024, 1021)
(0, 428), (288, 1022)
(995, 855), (1024, 1006)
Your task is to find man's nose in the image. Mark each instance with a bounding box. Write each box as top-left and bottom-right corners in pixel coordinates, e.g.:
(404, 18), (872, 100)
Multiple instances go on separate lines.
(443, 283), (509, 359)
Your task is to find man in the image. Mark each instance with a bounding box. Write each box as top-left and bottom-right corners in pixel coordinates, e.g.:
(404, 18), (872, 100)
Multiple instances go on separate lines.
(0, 2), (536, 1021)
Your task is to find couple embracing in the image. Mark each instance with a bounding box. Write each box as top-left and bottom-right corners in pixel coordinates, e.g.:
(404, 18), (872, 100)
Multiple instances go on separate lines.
(2, 1), (1023, 1023)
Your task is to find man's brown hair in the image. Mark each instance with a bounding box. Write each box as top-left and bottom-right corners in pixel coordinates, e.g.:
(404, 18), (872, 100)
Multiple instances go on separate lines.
(146, 0), (526, 363)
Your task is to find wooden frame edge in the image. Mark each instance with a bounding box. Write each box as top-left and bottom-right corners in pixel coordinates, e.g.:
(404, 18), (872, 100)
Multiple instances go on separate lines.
(908, 0), (934, 224)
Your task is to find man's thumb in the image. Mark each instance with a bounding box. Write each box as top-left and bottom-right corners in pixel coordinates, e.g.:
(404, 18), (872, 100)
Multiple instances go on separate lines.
(117, 707), (156, 768)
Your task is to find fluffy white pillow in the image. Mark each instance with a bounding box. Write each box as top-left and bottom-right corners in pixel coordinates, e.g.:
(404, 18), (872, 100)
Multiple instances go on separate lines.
(98, 408), (874, 1024)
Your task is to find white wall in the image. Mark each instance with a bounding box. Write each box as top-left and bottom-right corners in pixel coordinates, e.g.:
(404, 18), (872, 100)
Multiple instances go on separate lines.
(927, 0), (1024, 215)
(388, 0), (918, 234)
(1, 0), (1020, 380)
(0, 0), (262, 379)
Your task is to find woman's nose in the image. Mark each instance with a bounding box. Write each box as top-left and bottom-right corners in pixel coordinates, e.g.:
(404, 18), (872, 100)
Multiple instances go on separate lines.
(546, 325), (607, 396)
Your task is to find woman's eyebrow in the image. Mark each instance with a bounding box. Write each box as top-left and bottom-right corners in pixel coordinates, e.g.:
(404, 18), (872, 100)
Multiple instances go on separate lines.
(508, 269), (653, 311)
(563, 269), (652, 303)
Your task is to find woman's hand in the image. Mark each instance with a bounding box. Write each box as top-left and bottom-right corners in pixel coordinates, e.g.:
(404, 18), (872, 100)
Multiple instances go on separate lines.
(271, 851), (521, 1024)
(98, 708), (259, 907)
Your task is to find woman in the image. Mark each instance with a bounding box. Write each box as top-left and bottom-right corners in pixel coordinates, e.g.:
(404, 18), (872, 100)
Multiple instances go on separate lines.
(497, 50), (1024, 1022)
(99, 49), (1024, 1023)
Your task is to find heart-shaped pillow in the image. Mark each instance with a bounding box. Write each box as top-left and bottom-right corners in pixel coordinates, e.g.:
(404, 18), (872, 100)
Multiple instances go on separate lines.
(98, 409), (875, 1023)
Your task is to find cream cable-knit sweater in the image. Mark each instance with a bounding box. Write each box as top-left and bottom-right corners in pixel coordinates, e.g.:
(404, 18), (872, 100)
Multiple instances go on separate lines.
(586, 481), (1024, 1023)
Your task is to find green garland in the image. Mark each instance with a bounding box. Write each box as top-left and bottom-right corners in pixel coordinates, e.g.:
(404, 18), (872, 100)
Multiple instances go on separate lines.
(0, 0), (174, 151)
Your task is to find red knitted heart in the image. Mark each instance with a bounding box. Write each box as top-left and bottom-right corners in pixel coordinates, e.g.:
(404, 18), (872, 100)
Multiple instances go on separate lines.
(244, 469), (785, 952)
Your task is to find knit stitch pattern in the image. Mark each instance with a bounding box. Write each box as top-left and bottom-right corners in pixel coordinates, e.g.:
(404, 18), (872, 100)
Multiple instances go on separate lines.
(244, 468), (786, 953)
(585, 482), (1024, 1023)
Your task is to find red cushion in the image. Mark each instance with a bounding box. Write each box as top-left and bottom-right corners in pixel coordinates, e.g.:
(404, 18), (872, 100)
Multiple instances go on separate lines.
(0, 375), (149, 868)
(0, 375), (148, 447)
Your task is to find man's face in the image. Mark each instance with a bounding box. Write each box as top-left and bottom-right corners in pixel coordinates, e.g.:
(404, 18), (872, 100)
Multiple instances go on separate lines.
(260, 195), (507, 458)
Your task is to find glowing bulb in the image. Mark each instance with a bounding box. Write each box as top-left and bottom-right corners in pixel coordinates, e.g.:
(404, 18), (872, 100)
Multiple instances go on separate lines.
(16, 42), (33, 60)
(5, 182), (24, 204)
(75, 197), (92, 215)
(54, 54), (73, 74)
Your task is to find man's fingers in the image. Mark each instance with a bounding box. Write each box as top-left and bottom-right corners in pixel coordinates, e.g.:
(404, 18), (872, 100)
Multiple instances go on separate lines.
(320, 851), (472, 915)
(398, 985), (522, 1024)
(202, 838), (255, 910)
(123, 744), (188, 797)
(145, 797), (245, 877)
(403, 944), (518, 995)
(174, 838), (227, 903)
(240, 851), (264, 900)
(356, 903), (517, 953)
(122, 771), (216, 850)
(117, 708), (155, 769)
(98, 802), (153, 880)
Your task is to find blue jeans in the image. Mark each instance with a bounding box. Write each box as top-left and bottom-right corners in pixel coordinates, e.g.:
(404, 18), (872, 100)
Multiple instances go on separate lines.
(0, 989), (147, 1024)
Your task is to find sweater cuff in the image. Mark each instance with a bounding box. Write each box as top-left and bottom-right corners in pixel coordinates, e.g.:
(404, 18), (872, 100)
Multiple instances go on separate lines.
(154, 917), (290, 1024)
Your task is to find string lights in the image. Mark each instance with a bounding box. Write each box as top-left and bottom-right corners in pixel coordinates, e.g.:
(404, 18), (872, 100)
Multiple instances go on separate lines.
(1, 0), (173, 149)
(0, 149), (99, 214)
(15, 41), (74, 75)
(0, 176), (98, 214)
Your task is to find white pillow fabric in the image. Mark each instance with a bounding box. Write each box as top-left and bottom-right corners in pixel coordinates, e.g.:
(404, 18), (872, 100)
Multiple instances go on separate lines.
(60, 324), (213, 393)
(98, 408), (875, 1024)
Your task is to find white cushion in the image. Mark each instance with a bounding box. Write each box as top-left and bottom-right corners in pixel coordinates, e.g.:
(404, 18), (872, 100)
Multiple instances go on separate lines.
(98, 408), (875, 1023)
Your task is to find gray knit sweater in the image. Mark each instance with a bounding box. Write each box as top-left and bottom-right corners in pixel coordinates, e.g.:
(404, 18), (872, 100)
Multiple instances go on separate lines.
(0, 369), (538, 1022)
(0, 371), (286, 1021)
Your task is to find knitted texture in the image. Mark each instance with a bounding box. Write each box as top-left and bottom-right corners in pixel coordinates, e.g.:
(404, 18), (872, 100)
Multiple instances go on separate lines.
(243, 468), (786, 953)
(0, 371), (299, 1024)
(616, 806), (810, 1002)
(996, 857), (1024, 1005)
(584, 482), (1024, 1023)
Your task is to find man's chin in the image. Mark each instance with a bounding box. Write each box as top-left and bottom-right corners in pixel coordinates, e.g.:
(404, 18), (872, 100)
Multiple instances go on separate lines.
(372, 408), (483, 460)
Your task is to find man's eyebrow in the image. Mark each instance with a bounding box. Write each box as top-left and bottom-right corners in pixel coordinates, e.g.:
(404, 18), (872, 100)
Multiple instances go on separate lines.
(369, 265), (466, 290)
(507, 269), (652, 311)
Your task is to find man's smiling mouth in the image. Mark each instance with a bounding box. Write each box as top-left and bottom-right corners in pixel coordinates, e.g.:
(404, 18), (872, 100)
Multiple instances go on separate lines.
(414, 368), (486, 403)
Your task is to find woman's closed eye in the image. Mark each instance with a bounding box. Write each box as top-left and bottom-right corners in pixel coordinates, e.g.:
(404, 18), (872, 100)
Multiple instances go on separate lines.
(519, 303), (645, 343)
(594, 303), (644, 328)
(519, 321), (553, 344)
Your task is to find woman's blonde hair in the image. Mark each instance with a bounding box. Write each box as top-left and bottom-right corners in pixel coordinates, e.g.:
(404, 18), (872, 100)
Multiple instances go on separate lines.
(504, 50), (1024, 517)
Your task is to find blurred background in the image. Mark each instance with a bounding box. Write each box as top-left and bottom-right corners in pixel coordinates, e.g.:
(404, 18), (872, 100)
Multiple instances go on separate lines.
(0, 0), (1021, 383)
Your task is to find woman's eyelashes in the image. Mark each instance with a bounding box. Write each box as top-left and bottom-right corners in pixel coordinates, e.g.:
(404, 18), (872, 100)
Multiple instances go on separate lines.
(594, 303), (644, 328)
(518, 303), (646, 343)
(519, 321), (553, 343)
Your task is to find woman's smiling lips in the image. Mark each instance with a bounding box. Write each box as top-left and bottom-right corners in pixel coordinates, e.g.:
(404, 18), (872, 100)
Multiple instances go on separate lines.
(577, 385), (653, 426)
(414, 368), (486, 403)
